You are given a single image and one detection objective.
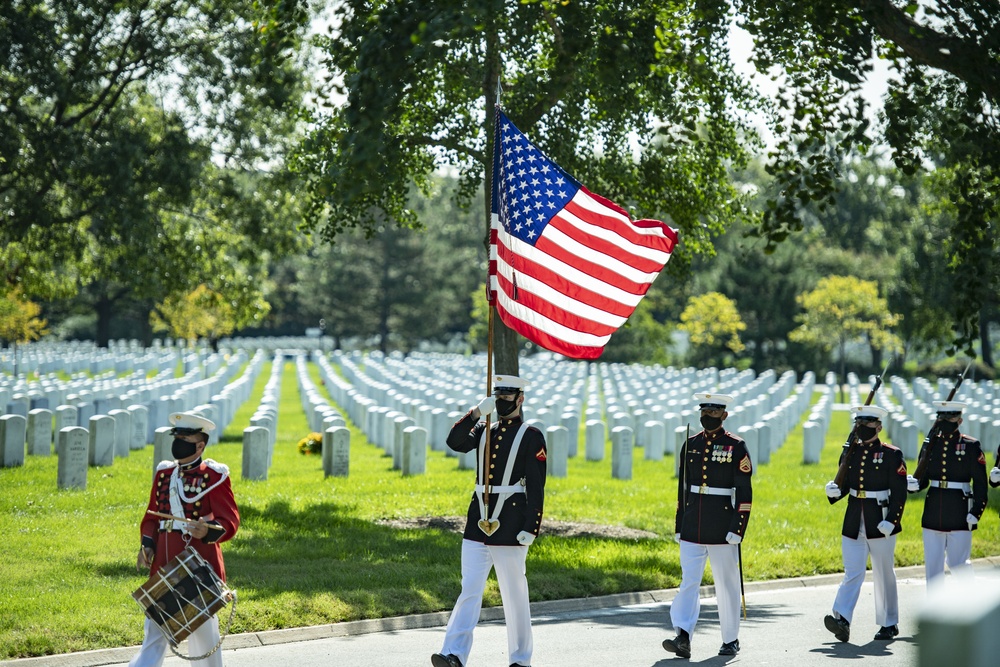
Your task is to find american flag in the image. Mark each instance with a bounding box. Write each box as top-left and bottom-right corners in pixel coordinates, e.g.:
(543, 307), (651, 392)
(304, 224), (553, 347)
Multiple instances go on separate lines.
(489, 109), (679, 360)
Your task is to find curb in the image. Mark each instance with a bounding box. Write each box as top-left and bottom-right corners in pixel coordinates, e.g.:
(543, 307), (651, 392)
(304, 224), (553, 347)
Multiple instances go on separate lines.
(5, 557), (1000, 667)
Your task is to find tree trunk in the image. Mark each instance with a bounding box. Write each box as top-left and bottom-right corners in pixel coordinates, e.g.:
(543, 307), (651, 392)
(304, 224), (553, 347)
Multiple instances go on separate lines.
(980, 308), (994, 369)
(95, 293), (113, 348)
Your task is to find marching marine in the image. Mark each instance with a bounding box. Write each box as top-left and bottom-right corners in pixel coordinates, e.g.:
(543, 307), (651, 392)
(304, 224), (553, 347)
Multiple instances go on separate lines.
(432, 375), (546, 667)
(907, 401), (988, 582)
(824, 405), (906, 643)
(663, 393), (752, 659)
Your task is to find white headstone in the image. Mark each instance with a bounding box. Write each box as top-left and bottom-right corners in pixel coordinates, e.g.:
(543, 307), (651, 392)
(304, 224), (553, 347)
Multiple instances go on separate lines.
(560, 412), (580, 458)
(88, 415), (115, 467)
(643, 420), (665, 461)
(323, 426), (351, 478)
(402, 426), (427, 476)
(802, 421), (823, 464)
(27, 408), (53, 456)
(585, 419), (605, 462)
(392, 415), (415, 471)
(611, 425), (633, 480)
(57, 427), (89, 490)
(1, 414), (27, 467)
(242, 426), (269, 480)
(108, 409), (131, 458)
(127, 405), (149, 450)
(546, 425), (568, 478)
(55, 405), (78, 434)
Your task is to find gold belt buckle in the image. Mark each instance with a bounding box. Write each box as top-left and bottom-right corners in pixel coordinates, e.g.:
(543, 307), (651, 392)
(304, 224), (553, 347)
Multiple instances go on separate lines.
(698, 485), (708, 494)
(856, 490), (866, 499)
(940, 481), (948, 489)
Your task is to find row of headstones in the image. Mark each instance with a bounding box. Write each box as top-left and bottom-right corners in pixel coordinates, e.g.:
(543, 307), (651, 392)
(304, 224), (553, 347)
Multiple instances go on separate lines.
(314, 352), (442, 477)
(886, 375), (1000, 457)
(1, 342), (178, 377)
(240, 352), (285, 481)
(1, 349), (247, 444)
(1, 405), (151, 473)
(3, 340), (235, 390)
(314, 351), (819, 482)
(1, 352), (265, 489)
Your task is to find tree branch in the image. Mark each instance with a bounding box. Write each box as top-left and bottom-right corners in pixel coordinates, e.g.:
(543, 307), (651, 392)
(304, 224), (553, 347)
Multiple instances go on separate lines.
(859, 0), (1000, 102)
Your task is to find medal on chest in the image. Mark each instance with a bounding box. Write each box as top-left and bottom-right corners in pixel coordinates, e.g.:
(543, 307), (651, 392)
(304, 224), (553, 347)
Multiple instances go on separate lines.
(710, 444), (733, 463)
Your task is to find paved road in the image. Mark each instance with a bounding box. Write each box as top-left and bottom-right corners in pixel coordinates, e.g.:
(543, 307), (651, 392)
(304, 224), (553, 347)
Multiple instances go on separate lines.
(6, 561), (1000, 667)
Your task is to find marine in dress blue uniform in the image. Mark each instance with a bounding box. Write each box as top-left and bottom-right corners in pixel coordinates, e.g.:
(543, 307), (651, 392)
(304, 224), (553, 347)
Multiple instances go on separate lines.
(432, 375), (546, 667)
(824, 405), (906, 643)
(906, 401), (988, 582)
(663, 393), (752, 660)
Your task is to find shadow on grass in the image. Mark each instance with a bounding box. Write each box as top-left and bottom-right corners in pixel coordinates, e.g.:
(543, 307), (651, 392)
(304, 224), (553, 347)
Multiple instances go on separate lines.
(223, 499), (680, 620)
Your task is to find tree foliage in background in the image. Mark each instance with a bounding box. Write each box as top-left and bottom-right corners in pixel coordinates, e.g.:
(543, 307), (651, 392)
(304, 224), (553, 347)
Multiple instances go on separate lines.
(292, 178), (485, 353)
(789, 275), (903, 383)
(0, 0), (311, 342)
(678, 292), (747, 368)
(151, 284), (267, 344)
(0, 289), (48, 345)
(293, 0), (763, 373)
(736, 0), (1000, 354)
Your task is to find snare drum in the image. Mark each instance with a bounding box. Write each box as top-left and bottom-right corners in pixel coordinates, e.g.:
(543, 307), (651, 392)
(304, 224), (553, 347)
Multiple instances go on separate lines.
(132, 547), (234, 646)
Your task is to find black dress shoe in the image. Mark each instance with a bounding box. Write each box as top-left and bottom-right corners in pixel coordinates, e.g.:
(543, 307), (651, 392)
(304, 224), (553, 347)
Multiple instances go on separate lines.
(824, 614), (850, 642)
(662, 629), (691, 659)
(718, 639), (740, 656)
(874, 625), (899, 640)
(431, 654), (463, 667)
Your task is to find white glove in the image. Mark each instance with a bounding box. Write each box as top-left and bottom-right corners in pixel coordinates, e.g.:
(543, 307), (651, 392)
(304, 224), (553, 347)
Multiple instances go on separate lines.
(725, 531), (742, 545)
(673, 533), (681, 544)
(516, 531), (535, 546)
(991, 467), (1000, 484)
(476, 396), (495, 417)
(825, 481), (841, 499)
(876, 520), (895, 537)
(967, 513), (978, 527)
(906, 475), (919, 493)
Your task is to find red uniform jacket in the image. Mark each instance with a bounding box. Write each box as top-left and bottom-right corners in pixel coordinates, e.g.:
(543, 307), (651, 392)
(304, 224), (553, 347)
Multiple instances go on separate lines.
(140, 458), (240, 581)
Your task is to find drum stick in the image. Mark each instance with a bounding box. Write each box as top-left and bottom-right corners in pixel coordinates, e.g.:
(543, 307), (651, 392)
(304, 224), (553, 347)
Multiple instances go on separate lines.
(147, 510), (198, 524)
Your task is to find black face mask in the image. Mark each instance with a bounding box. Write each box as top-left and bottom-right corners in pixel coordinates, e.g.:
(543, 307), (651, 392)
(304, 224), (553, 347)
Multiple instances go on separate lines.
(937, 420), (959, 434)
(700, 415), (723, 431)
(856, 425), (878, 442)
(496, 397), (519, 418)
(172, 437), (199, 460)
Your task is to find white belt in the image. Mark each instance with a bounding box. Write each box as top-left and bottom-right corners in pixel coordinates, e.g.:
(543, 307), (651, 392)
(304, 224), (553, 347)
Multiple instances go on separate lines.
(475, 484), (525, 494)
(689, 485), (734, 497)
(849, 488), (890, 502)
(928, 480), (971, 492)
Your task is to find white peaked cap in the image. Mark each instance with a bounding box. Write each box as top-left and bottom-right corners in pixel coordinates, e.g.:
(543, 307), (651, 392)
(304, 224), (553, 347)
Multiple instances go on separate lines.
(168, 411), (217, 433)
(851, 405), (888, 420)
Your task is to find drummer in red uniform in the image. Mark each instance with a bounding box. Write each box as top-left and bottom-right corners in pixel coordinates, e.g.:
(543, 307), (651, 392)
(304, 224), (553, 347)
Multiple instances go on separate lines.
(129, 411), (240, 667)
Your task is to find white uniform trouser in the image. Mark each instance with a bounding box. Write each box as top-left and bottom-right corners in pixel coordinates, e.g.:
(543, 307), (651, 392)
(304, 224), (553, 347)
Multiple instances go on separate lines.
(923, 528), (973, 583)
(832, 515), (898, 627)
(440, 539), (532, 666)
(128, 616), (222, 667)
(670, 541), (741, 644)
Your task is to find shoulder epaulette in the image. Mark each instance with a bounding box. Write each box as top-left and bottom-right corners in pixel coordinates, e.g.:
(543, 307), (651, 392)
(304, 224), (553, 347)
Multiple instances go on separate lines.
(204, 459), (230, 476)
(155, 460), (176, 471)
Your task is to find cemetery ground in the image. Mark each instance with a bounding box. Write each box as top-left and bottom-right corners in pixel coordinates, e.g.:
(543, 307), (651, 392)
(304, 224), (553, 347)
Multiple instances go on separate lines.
(2, 361), (1000, 660)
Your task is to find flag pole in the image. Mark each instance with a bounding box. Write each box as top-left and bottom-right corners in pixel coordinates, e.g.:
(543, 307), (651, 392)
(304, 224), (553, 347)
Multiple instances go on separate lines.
(481, 78), (503, 525)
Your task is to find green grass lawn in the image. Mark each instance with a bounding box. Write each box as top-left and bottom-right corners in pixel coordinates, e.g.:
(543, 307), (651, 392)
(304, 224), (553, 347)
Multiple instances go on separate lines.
(1, 360), (999, 659)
